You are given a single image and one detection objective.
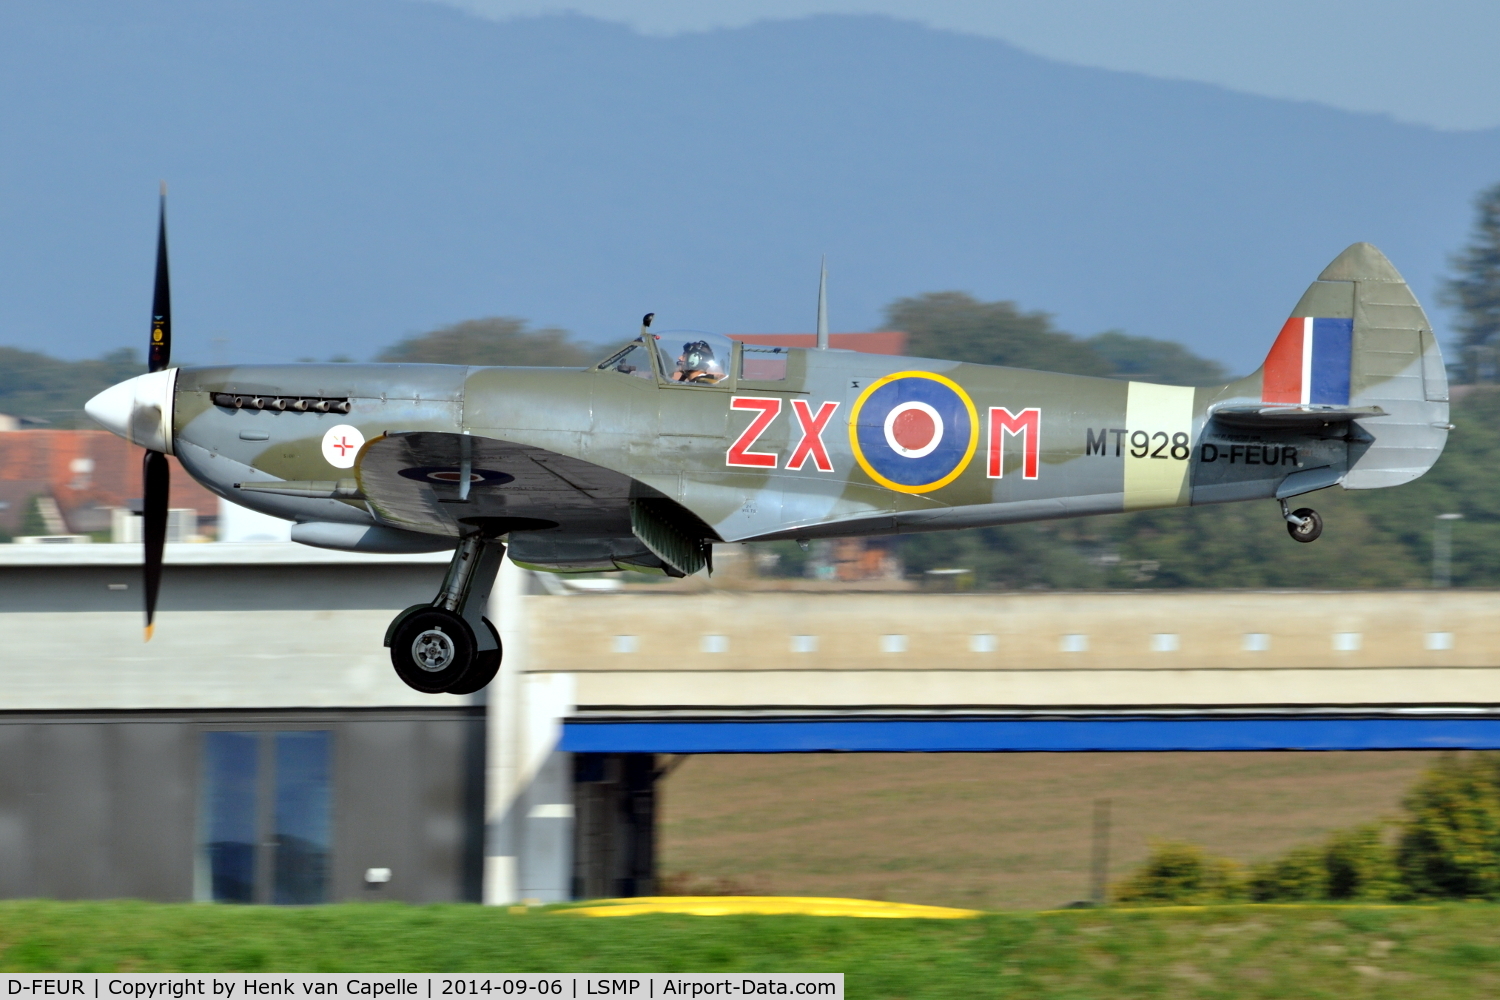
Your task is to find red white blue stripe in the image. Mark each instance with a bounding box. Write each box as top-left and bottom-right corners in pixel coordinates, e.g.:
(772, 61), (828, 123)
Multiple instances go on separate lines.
(1262, 316), (1353, 406)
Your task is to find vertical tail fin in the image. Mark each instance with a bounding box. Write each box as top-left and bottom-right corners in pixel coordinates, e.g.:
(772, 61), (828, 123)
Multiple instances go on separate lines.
(1245, 243), (1450, 489)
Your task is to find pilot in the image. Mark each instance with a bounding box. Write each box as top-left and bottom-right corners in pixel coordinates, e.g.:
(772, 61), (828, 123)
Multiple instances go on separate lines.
(672, 340), (726, 384)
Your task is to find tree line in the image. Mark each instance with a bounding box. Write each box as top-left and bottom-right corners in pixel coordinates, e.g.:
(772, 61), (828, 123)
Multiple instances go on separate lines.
(1117, 752), (1500, 905)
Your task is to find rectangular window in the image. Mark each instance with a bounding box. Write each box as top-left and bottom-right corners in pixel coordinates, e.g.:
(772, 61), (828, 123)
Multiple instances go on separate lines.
(199, 730), (332, 905)
(1150, 633), (1180, 652)
(1333, 632), (1362, 652)
(1059, 634), (1089, 653)
(273, 731), (332, 905)
(1242, 633), (1271, 652)
(970, 634), (997, 653)
(1426, 631), (1455, 651)
(740, 346), (788, 381)
(201, 732), (258, 904)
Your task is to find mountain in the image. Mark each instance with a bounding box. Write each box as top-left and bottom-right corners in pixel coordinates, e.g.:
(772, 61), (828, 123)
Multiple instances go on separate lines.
(2, 1), (1498, 374)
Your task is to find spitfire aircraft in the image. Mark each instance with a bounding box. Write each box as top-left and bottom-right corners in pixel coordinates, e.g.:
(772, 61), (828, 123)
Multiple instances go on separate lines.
(86, 196), (1451, 695)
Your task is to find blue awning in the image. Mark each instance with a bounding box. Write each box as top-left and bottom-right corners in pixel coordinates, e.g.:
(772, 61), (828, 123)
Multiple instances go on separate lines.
(560, 716), (1500, 754)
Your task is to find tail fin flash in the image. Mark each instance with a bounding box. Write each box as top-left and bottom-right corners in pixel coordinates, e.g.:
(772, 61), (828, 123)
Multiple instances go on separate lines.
(1244, 243), (1449, 489)
(1261, 316), (1353, 406)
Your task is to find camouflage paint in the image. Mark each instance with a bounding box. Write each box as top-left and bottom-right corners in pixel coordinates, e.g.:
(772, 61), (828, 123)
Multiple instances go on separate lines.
(163, 244), (1448, 569)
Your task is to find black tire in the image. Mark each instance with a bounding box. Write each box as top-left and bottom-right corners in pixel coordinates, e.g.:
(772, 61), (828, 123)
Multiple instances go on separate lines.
(391, 608), (477, 693)
(445, 618), (503, 695)
(1287, 507), (1323, 543)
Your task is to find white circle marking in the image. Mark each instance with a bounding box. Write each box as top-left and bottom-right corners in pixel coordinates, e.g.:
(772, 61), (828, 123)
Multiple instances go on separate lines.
(883, 401), (943, 459)
(321, 423), (365, 469)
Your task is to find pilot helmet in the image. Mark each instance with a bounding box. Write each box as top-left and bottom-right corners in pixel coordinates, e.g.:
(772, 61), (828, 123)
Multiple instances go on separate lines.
(681, 340), (723, 374)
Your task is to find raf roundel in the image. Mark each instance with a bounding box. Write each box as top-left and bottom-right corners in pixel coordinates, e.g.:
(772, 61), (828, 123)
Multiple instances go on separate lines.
(321, 424), (365, 469)
(849, 372), (979, 493)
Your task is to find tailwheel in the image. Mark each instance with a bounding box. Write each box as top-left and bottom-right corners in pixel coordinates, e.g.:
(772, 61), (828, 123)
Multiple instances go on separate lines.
(391, 607), (478, 693)
(1286, 507), (1323, 543)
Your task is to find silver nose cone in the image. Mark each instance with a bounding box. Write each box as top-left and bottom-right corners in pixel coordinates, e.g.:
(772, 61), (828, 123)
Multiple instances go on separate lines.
(85, 369), (178, 454)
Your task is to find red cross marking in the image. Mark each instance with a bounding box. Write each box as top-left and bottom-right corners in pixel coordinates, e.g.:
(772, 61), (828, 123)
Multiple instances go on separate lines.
(333, 436), (353, 457)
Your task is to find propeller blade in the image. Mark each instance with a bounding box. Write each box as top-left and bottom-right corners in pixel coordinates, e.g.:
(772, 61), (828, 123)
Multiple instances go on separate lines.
(142, 448), (169, 641)
(148, 183), (171, 373)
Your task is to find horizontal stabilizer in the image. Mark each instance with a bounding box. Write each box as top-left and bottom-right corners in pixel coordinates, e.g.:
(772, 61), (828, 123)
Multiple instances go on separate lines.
(1210, 404), (1387, 427)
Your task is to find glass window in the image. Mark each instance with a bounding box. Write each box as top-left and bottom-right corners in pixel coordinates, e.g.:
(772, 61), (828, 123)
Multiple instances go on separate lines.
(596, 340), (656, 380)
(199, 730), (333, 905)
(273, 731), (332, 905)
(202, 732), (258, 904)
(740, 345), (788, 381)
(660, 332), (733, 386)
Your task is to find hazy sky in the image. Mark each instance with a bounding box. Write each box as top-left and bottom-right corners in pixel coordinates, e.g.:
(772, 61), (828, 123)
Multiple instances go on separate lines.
(424, 0), (1500, 130)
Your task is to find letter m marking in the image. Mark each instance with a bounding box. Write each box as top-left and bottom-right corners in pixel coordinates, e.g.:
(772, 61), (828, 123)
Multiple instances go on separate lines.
(987, 407), (1041, 479)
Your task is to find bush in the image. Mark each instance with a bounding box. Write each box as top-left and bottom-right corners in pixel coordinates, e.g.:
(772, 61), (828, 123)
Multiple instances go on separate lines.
(1114, 841), (1245, 905)
(1397, 752), (1500, 899)
(1248, 845), (1328, 901)
(1118, 753), (1500, 906)
(1326, 824), (1402, 901)
(1247, 824), (1400, 902)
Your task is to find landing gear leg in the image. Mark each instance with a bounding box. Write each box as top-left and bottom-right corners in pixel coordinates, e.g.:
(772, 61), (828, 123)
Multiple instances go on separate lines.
(387, 533), (505, 693)
(1280, 499), (1323, 544)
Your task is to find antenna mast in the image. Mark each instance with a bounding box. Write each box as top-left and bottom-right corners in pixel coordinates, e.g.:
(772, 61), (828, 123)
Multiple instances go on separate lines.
(815, 256), (829, 350)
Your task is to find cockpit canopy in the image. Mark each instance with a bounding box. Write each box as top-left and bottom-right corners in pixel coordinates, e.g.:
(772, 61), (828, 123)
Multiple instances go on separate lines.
(596, 331), (736, 386)
(663, 333), (730, 384)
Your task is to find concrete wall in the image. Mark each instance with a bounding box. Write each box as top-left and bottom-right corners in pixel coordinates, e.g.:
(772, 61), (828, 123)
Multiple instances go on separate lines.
(0, 544), (459, 709)
(525, 590), (1500, 710)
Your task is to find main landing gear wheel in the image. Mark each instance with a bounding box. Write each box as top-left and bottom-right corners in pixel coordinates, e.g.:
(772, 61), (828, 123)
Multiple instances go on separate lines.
(391, 608), (478, 694)
(389, 532), (507, 694)
(445, 618), (502, 696)
(1286, 507), (1323, 543)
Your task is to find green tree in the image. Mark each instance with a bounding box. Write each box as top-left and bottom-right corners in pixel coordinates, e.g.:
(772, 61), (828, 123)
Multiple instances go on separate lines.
(900, 521), (1107, 590)
(1085, 331), (1229, 384)
(0, 347), (143, 428)
(1442, 182), (1500, 383)
(18, 495), (51, 537)
(376, 317), (592, 367)
(885, 292), (1113, 376)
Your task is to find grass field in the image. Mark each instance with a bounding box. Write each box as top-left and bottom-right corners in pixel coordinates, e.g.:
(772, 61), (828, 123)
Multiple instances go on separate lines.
(9, 900), (1500, 997)
(658, 751), (1436, 909)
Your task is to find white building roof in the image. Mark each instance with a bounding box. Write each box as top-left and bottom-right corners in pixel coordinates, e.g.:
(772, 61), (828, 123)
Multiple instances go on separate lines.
(0, 542), (452, 567)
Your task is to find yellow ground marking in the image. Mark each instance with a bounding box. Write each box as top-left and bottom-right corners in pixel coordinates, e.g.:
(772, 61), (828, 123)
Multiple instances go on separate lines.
(563, 896), (982, 919)
(1123, 382), (1195, 511)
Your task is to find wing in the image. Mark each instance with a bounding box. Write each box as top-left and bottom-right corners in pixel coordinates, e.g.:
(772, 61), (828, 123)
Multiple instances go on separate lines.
(355, 432), (637, 538)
